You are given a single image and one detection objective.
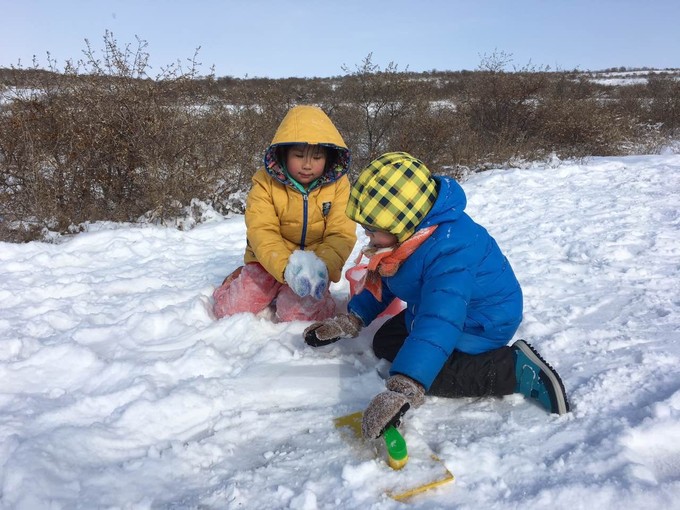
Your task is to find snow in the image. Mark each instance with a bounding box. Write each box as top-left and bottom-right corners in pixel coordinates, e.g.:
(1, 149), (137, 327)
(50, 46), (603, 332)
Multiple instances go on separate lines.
(1, 153), (680, 509)
(590, 77), (649, 86)
(584, 69), (680, 86)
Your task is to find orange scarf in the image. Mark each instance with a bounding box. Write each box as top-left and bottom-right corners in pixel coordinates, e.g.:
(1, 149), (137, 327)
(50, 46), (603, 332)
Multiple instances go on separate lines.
(361, 225), (437, 301)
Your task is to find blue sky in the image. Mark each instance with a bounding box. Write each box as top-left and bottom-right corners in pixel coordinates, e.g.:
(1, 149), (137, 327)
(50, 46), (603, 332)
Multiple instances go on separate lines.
(1, 0), (679, 78)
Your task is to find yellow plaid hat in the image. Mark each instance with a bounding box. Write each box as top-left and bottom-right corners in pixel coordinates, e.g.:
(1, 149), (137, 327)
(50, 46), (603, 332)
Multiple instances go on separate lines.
(346, 152), (438, 242)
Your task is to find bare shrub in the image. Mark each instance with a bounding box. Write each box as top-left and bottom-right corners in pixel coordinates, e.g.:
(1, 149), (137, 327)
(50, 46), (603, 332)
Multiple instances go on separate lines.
(647, 74), (680, 132)
(1, 40), (677, 242)
(333, 54), (427, 176)
(457, 51), (549, 163)
(389, 102), (462, 172)
(0, 32), (236, 236)
(537, 97), (625, 157)
(533, 74), (630, 157)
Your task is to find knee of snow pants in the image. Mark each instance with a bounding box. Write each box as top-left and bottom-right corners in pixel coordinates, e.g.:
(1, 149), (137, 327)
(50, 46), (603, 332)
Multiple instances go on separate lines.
(372, 310), (408, 362)
(275, 285), (336, 322)
(212, 263), (281, 319)
(428, 347), (516, 398)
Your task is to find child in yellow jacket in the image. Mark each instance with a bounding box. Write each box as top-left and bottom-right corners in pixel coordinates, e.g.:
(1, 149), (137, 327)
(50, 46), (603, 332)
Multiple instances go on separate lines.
(213, 105), (357, 322)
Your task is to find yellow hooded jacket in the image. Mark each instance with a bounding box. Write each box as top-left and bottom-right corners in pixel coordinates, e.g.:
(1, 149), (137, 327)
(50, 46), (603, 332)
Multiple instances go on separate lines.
(244, 106), (357, 283)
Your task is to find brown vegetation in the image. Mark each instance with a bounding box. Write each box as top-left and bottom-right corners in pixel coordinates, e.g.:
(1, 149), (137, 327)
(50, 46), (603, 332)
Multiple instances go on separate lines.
(1, 34), (679, 242)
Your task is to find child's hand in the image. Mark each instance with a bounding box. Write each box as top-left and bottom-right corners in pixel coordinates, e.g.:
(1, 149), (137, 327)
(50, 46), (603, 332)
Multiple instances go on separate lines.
(310, 270), (328, 300)
(285, 265), (311, 297)
(307, 253), (329, 299)
(304, 313), (363, 347)
(284, 250), (329, 299)
(361, 375), (425, 440)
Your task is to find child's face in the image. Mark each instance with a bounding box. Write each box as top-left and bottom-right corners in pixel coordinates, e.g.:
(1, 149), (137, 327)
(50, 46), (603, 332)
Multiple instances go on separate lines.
(362, 225), (399, 249)
(286, 144), (327, 186)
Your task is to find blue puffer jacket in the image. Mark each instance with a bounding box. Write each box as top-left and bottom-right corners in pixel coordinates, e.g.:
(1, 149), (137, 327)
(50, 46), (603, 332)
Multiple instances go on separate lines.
(348, 176), (523, 390)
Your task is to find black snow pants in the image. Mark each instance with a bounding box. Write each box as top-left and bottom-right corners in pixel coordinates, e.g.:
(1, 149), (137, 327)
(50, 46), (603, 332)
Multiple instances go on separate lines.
(373, 310), (516, 397)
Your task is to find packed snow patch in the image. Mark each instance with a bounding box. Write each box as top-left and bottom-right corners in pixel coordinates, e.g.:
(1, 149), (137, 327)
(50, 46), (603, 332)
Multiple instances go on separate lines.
(1, 154), (679, 509)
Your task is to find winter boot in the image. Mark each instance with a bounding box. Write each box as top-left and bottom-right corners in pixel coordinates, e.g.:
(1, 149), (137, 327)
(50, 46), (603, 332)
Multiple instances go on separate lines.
(512, 340), (570, 415)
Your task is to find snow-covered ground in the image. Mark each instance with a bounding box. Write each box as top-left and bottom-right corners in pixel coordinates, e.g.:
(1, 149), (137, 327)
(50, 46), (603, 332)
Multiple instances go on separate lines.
(585, 69), (653, 86)
(1, 153), (679, 509)
(584, 68), (680, 86)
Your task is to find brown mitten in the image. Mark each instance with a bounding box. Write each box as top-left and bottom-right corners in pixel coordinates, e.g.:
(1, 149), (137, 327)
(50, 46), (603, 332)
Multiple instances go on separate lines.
(361, 374), (425, 440)
(303, 314), (363, 347)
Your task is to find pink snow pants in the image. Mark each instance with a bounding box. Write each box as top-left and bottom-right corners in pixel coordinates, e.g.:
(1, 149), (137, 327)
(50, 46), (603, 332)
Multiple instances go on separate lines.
(212, 262), (335, 322)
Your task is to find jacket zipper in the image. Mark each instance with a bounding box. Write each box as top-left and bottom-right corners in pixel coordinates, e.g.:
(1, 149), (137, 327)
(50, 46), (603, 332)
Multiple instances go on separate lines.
(300, 193), (309, 249)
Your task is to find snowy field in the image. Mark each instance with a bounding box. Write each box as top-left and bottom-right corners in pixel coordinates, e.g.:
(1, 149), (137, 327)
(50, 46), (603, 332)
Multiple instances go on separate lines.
(1, 153), (679, 509)
(584, 68), (680, 86)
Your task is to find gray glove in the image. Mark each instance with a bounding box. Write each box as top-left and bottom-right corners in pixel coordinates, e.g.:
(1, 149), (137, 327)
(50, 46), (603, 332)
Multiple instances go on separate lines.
(303, 313), (363, 347)
(361, 374), (425, 440)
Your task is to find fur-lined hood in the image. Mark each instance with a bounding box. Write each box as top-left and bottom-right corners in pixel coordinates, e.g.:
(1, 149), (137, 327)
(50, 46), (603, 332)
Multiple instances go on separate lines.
(263, 105), (351, 191)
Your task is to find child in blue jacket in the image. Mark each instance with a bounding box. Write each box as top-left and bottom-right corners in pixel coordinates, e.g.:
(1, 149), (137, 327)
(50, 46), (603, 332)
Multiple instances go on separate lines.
(304, 152), (570, 440)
